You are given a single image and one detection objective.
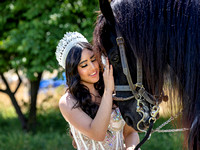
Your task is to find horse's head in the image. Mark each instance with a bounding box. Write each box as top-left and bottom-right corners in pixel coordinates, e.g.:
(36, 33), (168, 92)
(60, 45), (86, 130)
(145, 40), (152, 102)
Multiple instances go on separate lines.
(93, 0), (162, 132)
(93, 0), (200, 149)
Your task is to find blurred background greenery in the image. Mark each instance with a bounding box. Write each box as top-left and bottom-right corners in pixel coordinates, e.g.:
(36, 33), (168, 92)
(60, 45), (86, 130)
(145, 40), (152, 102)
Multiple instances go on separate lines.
(0, 0), (185, 150)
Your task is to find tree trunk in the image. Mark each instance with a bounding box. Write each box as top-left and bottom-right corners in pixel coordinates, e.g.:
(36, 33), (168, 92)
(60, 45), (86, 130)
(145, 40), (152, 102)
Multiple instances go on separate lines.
(27, 72), (42, 132)
(0, 73), (28, 130)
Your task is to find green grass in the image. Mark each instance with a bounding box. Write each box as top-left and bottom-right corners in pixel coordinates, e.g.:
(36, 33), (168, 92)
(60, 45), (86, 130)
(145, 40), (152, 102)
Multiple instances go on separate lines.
(0, 105), (186, 150)
(139, 130), (184, 150)
(139, 117), (185, 150)
(0, 107), (75, 150)
(0, 131), (74, 150)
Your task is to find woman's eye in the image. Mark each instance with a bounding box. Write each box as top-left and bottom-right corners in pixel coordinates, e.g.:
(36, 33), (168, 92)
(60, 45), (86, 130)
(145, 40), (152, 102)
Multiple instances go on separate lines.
(81, 64), (87, 68)
(91, 58), (96, 62)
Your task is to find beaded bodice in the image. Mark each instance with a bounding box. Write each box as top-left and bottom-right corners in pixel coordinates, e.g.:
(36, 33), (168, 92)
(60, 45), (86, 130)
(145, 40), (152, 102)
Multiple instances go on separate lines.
(69, 107), (125, 150)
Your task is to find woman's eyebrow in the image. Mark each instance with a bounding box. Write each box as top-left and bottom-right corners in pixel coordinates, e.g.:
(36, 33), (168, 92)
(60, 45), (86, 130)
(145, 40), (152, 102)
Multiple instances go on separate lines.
(79, 60), (87, 65)
(79, 54), (95, 65)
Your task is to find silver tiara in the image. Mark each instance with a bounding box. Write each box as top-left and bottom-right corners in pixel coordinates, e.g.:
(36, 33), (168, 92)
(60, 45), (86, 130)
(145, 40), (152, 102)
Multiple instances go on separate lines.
(55, 32), (88, 69)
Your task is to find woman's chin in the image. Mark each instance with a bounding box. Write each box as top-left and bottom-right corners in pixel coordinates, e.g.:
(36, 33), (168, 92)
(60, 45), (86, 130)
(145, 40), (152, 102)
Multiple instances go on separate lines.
(89, 76), (99, 83)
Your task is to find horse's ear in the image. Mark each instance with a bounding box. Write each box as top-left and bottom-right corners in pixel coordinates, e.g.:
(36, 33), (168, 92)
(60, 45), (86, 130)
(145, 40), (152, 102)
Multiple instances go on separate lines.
(99, 0), (115, 26)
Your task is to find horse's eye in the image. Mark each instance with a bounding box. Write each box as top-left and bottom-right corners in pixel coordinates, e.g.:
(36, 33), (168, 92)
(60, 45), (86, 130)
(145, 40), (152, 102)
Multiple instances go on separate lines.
(112, 55), (119, 62)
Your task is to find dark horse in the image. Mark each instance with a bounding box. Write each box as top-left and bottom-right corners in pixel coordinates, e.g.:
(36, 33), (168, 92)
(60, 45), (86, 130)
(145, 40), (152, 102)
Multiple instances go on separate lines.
(93, 0), (200, 149)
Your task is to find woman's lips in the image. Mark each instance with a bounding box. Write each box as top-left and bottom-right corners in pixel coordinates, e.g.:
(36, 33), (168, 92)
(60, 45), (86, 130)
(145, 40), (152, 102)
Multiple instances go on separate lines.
(90, 71), (97, 76)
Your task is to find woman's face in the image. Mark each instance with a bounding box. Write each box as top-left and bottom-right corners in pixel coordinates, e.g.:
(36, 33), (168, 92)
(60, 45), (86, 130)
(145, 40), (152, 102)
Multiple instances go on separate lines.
(77, 48), (100, 87)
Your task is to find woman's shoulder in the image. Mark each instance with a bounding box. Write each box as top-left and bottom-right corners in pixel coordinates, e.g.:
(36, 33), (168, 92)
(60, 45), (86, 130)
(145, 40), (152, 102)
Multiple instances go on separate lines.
(59, 91), (77, 111)
(59, 91), (82, 123)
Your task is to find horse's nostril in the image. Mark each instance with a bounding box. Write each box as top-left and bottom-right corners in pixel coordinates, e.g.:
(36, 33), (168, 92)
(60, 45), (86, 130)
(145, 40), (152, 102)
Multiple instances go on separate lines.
(124, 114), (133, 126)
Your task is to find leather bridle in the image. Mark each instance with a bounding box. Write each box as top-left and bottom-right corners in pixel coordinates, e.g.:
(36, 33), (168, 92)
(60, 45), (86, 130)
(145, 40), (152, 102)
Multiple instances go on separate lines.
(112, 34), (161, 149)
(113, 37), (158, 106)
(113, 36), (160, 124)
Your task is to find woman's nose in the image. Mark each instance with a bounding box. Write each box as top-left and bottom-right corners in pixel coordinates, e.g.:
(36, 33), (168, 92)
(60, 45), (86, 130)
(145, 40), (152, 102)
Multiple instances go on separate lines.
(89, 62), (95, 70)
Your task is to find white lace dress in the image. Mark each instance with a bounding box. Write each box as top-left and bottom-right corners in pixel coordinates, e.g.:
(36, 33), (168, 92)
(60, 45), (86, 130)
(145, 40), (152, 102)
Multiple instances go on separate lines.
(69, 107), (126, 150)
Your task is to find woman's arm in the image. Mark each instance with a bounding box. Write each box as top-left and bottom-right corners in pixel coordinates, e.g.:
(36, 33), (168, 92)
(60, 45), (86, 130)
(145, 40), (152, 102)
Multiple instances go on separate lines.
(59, 90), (112, 141)
(123, 123), (141, 150)
(59, 58), (114, 141)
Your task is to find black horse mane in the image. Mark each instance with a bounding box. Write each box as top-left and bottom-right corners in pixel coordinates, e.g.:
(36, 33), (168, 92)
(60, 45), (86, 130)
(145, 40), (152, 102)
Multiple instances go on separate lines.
(93, 0), (200, 149)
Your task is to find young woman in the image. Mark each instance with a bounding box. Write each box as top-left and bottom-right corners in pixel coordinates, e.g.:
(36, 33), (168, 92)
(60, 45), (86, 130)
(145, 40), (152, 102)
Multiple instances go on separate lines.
(56, 32), (140, 150)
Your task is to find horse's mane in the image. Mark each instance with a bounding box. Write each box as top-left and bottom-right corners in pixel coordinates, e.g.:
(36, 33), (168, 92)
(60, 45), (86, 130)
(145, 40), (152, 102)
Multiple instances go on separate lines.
(93, 0), (200, 148)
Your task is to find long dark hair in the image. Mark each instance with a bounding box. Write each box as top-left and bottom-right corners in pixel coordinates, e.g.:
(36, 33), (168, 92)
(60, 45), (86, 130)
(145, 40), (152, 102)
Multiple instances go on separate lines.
(65, 42), (104, 119)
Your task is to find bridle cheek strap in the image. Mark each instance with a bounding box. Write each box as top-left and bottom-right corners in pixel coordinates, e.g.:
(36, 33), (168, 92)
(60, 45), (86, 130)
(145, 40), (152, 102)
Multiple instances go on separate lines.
(116, 37), (137, 94)
(114, 36), (159, 150)
(114, 37), (158, 105)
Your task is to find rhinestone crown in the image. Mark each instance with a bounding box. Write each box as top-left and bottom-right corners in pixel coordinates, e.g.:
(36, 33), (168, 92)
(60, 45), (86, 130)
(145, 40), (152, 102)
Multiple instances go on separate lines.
(55, 32), (88, 69)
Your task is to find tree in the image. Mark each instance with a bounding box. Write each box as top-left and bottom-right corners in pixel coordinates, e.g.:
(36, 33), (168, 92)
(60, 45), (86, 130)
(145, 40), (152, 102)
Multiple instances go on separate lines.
(0, 0), (99, 131)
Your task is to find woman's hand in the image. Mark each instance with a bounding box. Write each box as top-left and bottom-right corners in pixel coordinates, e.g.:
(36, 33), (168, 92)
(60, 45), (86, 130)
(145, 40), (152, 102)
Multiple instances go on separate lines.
(103, 58), (114, 93)
(124, 124), (141, 150)
(126, 147), (134, 150)
(126, 147), (138, 150)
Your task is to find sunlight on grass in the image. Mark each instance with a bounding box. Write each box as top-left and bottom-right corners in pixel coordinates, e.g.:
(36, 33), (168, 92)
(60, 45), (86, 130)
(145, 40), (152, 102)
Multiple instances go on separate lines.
(0, 130), (74, 150)
(0, 106), (75, 150)
(0, 103), (17, 119)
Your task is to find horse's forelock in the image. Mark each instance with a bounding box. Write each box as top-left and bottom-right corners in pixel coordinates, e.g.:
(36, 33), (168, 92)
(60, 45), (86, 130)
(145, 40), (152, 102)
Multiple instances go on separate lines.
(93, 14), (113, 57)
(93, 15), (104, 55)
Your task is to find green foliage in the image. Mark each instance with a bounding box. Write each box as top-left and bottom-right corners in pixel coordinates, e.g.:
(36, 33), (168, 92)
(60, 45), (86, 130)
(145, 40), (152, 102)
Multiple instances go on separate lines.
(0, 0), (99, 80)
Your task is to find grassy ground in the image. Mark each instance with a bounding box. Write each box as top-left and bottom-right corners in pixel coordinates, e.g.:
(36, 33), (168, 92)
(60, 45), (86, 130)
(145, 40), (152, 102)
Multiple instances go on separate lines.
(0, 107), (75, 150)
(0, 84), (75, 150)
(139, 117), (186, 150)
(0, 107), (185, 150)
(0, 84), (186, 150)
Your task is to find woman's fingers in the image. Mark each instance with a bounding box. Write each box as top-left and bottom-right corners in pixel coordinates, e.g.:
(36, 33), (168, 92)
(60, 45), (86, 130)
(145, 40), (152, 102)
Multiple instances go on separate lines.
(105, 58), (109, 70)
(110, 64), (113, 75)
(103, 57), (113, 76)
(102, 57), (114, 93)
